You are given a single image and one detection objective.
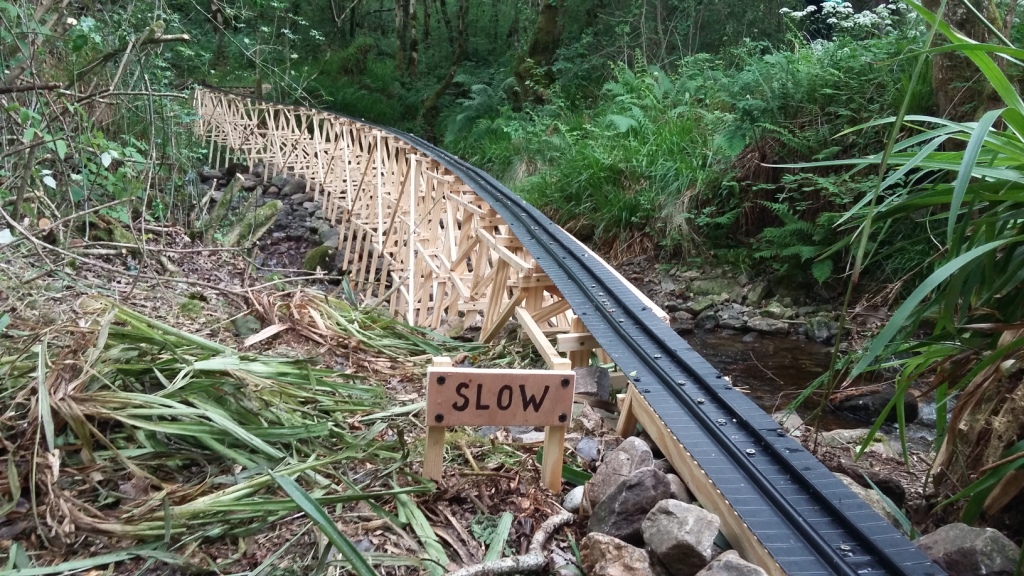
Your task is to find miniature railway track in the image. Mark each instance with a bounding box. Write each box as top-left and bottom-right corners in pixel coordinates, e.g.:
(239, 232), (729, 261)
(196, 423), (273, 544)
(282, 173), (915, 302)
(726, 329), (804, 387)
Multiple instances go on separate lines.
(194, 86), (946, 576)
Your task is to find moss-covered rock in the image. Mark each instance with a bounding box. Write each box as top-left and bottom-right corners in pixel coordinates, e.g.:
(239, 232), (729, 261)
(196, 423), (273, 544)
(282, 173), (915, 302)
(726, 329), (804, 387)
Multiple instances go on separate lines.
(304, 245), (335, 272)
(202, 174), (244, 244)
(232, 315), (262, 337)
(222, 199), (282, 247)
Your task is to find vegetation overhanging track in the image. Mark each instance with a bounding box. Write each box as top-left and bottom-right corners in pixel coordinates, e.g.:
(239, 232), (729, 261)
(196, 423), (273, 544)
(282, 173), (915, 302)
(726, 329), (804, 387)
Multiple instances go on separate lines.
(194, 85), (945, 576)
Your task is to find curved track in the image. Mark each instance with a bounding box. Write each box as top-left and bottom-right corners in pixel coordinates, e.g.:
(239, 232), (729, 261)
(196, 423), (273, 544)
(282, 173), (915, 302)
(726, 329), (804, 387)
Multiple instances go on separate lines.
(200, 85), (946, 576)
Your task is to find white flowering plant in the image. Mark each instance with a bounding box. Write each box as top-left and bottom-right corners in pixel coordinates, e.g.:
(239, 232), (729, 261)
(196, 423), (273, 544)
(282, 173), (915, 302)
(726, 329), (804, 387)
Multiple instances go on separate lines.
(779, 1), (922, 42)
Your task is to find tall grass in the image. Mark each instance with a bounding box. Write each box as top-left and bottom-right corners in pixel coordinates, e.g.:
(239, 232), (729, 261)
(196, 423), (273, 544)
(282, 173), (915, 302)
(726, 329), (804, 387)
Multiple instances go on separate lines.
(794, 0), (1024, 524)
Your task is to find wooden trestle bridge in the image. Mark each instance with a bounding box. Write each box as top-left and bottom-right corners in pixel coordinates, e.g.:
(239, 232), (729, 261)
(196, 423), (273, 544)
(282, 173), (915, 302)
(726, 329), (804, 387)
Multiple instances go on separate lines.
(193, 87), (946, 576)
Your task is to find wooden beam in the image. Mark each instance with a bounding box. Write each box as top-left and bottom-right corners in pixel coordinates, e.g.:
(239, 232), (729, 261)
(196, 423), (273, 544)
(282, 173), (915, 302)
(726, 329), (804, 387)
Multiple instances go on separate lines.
(424, 356), (454, 483)
(515, 306), (565, 370)
(478, 230), (533, 273)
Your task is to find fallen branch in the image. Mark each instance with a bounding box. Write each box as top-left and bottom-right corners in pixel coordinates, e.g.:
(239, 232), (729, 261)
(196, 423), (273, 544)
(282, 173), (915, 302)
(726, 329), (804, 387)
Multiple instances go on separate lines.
(0, 82), (62, 95)
(447, 512), (575, 576)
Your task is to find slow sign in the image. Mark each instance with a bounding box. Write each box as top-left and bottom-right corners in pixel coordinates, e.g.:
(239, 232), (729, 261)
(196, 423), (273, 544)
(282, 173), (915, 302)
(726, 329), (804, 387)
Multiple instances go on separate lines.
(426, 367), (575, 427)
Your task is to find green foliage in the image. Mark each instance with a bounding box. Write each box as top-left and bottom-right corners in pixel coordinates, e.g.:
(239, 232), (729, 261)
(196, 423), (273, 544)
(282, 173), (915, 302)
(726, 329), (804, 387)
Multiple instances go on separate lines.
(444, 27), (922, 274)
(793, 0), (1024, 523)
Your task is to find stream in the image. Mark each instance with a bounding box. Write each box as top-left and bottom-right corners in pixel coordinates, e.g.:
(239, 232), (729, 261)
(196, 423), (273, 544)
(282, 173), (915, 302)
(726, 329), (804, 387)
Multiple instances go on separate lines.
(683, 331), (938, 449)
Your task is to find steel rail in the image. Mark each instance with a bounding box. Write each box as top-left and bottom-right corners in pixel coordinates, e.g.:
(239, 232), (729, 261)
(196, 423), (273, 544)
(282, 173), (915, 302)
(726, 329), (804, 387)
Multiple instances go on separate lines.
(196, 85), (946, 576)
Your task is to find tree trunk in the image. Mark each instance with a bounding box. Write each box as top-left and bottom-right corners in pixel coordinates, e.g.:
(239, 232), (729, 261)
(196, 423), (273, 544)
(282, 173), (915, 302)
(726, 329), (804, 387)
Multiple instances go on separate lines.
(395, 0), (412, 76)
(437, 0), (455, 48)
(506, 0), (520, 44)
(423, 0), (431, 45)
(421, 0), (468, 139)
(408, 0), (419, 77)
(514, 0), (561, 106)
(923, 0), (1000, 122)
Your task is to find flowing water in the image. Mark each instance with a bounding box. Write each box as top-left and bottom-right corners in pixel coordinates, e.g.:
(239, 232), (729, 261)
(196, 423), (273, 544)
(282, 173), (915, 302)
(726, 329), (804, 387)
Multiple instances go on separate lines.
(682, 331), (858, 430)
(683, 330), (938, 449)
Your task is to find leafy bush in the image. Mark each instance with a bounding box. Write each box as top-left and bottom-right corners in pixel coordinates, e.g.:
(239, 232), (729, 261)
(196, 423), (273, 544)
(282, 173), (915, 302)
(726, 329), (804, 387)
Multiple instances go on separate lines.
(444, 25), (924, 275)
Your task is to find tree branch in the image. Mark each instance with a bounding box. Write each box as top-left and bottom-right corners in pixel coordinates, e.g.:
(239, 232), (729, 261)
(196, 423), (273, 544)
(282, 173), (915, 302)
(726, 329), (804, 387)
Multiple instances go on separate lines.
(0, 82), (62, 95)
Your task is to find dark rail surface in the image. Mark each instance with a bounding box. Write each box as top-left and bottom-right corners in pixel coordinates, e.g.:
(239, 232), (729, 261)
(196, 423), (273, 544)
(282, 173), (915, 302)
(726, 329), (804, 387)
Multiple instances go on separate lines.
(201, 85), (946, 576)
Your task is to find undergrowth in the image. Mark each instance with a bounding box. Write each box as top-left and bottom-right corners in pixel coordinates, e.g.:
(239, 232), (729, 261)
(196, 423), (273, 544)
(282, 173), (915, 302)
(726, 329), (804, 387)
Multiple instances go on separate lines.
(442, 27), (928, 285)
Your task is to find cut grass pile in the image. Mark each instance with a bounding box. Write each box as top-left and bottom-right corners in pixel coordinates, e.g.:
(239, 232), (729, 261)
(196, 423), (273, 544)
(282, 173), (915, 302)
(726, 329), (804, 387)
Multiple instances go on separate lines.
(0, 296), (492, 574)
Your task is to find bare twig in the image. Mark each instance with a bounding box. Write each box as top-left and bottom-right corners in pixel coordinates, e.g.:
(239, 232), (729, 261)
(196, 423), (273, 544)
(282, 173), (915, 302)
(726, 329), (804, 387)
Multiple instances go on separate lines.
(0, 206), (249, 307)
(72, 34), (192, 82)
(447, 513), (576, 576)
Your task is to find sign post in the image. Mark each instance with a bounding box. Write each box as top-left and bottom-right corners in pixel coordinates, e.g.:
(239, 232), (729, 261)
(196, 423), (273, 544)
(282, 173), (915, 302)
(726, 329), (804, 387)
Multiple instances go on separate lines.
(423, 357), (575, 492)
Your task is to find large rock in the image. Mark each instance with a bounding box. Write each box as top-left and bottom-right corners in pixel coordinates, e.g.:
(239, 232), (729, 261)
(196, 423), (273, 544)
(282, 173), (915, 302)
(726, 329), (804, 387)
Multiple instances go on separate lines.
(589, 468), (672, 544)
(319, 226), (340, 247)
(672, 311), (696, 334)
(695, 550), (767, 576)
(833, 473), (897, 526)
(241, 174), (260, 191)
(805, 316), (839, 343)
(281, 177), (308, 197)
(745, 282), (770, 306)
(690, 278), (735, 296)
(575, 366), (612, 402)
(771, 411), (804, 434)
(832, 388), (919, 424)
(683, 297), (717, 316)
(586, 436), (655, 507)
(643, 499), (720, 576)
(617, 436), (654, 469)
(199, 168), (222, 182)
(917, 523), (1020, 576)
(696, 309), (719, 331)
(580, 533), (657, 576)
(666, 473), (693, 504)
(747, 317), (789, 336)
(587, 452), (634, 509)
(820, 429), (899, 459)
(563, 485), (585, 513)
(760, 301), (791, 320)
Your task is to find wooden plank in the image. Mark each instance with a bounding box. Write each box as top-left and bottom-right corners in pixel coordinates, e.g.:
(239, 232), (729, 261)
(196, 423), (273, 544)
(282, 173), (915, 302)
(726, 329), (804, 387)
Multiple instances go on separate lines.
(425, 367), (574, 427)
(567, 318), (590, 369)
(477, 230), (533, 274)
(542, 424), (567, 493)
(480, 288), (525, 343)
(533, 298), (571, 326)
(609, 371), (630, 391)
(511, 274), (554, 288)
(556, 332), (599, 353)
(515, 306), (564, 370)
(623, 385), (785, 576)
(424, 356), (453, 484)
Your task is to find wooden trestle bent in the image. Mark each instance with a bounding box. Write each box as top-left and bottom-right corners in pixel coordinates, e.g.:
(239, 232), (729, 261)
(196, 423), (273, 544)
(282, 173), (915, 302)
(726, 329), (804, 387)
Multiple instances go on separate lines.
(193, 87), (787, 573)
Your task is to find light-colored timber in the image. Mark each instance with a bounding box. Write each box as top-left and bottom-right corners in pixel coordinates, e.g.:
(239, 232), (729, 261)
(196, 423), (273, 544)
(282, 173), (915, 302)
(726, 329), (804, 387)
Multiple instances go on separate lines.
(192, 87), (778, 572)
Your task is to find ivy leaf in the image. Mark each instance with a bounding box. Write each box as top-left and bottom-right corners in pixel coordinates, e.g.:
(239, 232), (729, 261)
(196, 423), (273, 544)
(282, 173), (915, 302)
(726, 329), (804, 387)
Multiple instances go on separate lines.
(811, 259), (834, 284)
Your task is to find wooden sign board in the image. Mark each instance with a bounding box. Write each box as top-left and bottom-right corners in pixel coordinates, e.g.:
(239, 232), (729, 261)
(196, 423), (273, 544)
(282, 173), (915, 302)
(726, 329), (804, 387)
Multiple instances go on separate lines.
(426, 367), (575, 427)
(422, 359), (576, 492)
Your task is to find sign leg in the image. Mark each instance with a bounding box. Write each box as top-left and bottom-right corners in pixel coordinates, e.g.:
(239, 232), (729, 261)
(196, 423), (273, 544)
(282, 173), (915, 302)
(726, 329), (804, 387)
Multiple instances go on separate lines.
(424, 356), (453, 486)
(424, 426), (446, 483)
(542, 425), (566, 492)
